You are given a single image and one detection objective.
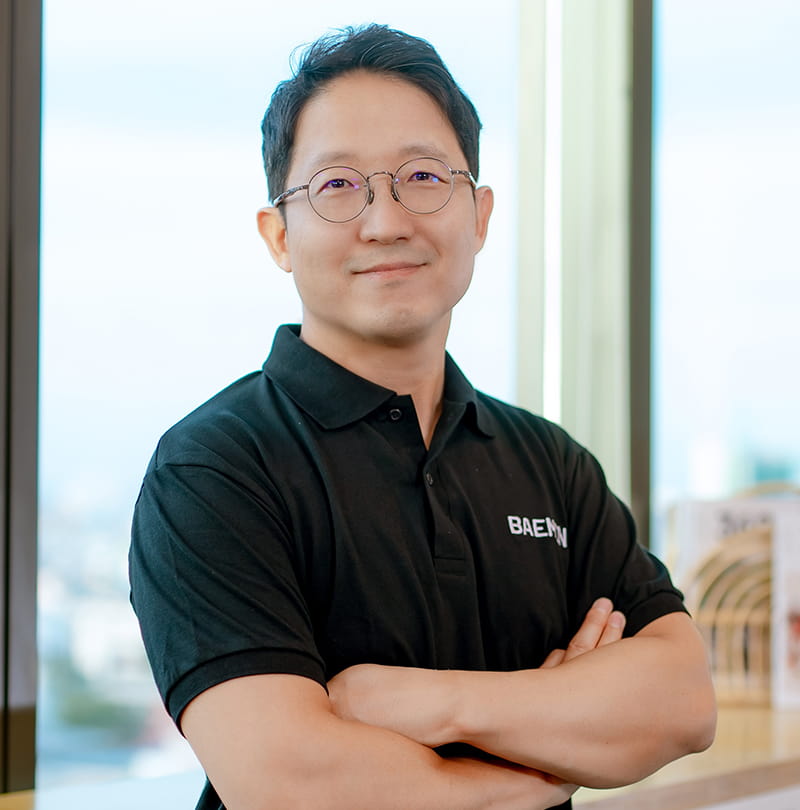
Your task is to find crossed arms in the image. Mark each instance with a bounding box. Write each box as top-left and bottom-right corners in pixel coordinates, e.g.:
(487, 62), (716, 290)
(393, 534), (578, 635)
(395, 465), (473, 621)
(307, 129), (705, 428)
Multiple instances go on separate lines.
(181, 599), (716, 810)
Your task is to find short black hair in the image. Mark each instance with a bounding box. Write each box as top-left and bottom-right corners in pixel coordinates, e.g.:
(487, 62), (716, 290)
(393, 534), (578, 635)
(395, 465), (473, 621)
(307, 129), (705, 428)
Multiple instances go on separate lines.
(261, 24), (482, 203)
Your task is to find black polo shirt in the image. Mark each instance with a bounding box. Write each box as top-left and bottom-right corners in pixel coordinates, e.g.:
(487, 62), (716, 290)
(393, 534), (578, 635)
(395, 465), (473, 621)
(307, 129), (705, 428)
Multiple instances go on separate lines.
(130, 324), (685, 810)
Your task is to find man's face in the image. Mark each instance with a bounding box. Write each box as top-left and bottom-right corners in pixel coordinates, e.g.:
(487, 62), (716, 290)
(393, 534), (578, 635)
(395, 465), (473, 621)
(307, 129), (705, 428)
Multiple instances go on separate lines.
(259, 70), (493, 354)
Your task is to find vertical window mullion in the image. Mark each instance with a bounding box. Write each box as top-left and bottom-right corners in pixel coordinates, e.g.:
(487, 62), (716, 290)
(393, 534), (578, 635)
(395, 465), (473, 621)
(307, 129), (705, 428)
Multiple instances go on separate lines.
(1, 0), (42, 792)
(629, 0), (653, 547)
(0, 0), (11, 788)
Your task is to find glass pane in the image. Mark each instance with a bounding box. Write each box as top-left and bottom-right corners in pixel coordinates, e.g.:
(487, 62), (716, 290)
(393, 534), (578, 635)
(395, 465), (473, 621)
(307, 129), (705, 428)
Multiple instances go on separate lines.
(38, 0), (519, 787)
(651, 0), (800, 552)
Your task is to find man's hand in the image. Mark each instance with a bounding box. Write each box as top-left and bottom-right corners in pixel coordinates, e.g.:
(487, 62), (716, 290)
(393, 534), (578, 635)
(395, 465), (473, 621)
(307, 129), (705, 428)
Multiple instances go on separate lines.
(541, 597), (626, 668)
(328, 598), (626, 746)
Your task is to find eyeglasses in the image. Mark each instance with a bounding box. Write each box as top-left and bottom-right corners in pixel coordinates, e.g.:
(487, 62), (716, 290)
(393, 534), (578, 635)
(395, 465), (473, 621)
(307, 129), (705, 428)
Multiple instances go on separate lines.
(272, 156), (476, 223)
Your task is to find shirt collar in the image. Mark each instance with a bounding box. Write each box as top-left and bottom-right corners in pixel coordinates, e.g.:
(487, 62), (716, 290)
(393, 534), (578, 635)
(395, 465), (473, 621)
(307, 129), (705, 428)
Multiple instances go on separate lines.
(263, 325), (494, 437)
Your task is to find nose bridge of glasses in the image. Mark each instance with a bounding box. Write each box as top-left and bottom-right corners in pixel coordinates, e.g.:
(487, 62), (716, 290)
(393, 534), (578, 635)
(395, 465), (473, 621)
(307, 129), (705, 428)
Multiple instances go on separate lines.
(365, 169), (401, 204)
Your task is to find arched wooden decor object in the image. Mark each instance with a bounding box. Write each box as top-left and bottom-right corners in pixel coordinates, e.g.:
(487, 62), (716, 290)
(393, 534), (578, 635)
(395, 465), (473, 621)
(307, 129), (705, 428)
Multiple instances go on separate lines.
(682, 525), (772, 705)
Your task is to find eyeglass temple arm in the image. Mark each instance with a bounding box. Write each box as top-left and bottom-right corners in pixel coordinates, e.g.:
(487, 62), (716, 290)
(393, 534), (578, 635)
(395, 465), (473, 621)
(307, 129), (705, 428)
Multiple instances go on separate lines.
(452, 169), (477, 187)
(273, 184), (309, 207)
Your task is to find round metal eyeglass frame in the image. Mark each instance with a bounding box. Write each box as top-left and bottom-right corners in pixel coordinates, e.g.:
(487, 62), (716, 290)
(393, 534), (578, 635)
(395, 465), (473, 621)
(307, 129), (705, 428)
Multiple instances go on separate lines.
(271, 156), (476, 223)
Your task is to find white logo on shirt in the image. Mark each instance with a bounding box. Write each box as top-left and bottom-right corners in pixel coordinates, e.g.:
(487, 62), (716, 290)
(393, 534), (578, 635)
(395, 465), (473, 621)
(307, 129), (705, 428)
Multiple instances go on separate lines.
(507, 515), (568, 548)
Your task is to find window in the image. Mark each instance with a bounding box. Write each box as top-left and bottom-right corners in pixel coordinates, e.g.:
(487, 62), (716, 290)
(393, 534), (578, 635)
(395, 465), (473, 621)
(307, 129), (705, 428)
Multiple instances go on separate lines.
(651, 0), (800, 553)
(38, 0), (520, 786)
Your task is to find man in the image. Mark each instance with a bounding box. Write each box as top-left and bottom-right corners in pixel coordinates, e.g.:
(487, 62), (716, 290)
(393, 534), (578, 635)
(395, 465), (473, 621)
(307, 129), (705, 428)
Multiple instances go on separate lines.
(130, 24), (716, 810)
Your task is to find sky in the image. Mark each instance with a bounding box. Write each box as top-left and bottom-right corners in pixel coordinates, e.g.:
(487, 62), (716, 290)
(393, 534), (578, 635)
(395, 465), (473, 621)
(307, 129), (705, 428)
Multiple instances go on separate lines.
(651, 0), (800, 511)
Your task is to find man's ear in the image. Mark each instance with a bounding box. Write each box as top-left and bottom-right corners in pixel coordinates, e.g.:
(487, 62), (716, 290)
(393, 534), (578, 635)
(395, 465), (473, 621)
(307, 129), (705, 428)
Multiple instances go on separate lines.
(257, 207), (292, 273)
(473, 185), (494, 253)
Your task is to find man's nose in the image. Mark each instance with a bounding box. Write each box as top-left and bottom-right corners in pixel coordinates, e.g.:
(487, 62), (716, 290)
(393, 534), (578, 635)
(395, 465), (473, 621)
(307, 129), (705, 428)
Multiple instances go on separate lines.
(358, 173), (413, 242)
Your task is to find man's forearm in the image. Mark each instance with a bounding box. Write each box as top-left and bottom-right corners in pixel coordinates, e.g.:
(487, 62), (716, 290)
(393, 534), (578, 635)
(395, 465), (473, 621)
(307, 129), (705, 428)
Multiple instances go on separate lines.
(452, 614), (716, 787)
(269, 715), (572, 810)
(181, 673), (575, 810)
(330, 612), (716, 789)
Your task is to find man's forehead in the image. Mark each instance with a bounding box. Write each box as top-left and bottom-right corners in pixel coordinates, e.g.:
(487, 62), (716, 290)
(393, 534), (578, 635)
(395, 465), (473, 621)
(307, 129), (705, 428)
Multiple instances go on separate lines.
(287, 72), (465, 178)
(304, 142), (454, 171)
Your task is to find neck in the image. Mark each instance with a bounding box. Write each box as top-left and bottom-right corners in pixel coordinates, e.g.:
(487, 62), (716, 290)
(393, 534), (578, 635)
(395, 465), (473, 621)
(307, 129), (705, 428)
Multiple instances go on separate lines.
(299, 325), (447, 447)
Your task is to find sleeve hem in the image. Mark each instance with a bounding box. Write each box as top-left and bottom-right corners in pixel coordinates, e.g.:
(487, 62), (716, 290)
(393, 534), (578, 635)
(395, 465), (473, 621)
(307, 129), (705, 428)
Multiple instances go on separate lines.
(167, 647), (327, 728)
(624, 593), (689, 637)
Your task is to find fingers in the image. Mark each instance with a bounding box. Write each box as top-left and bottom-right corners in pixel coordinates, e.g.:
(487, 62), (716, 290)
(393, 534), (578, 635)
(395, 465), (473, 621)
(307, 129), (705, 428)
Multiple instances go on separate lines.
(541, 598), (627, 669)
(563, 598), (626, 663)
(599, 609), (626, 647)
(540, 648), (566, 669)
(564, 597), (612, 660)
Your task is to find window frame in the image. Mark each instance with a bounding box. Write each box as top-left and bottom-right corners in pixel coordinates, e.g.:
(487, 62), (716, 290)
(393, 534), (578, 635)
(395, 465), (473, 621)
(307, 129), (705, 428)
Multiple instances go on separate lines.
(514, 0), (653, 544)
(629, 0), (653, 546)
(0, 0), (41, 792)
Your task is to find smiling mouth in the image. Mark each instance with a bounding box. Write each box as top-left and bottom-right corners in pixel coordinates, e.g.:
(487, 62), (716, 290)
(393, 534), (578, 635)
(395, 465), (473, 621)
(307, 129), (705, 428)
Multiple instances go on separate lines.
(357, 262), (425, 276)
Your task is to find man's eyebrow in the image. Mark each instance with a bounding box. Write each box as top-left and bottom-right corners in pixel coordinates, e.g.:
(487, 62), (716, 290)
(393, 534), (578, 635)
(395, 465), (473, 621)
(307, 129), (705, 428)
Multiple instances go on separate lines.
(307, 150), (357, 168)
(394, 143), (453, 163)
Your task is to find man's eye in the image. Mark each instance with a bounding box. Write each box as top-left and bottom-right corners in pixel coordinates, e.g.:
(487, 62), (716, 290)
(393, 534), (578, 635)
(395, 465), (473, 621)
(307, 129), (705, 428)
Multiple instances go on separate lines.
(407, 171), (443, 184)
(320, 177), (354, 192)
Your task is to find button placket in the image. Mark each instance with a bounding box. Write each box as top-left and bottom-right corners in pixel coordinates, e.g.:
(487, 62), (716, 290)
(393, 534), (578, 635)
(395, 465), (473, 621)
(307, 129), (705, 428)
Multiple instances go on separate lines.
(422, 459), (465, 568)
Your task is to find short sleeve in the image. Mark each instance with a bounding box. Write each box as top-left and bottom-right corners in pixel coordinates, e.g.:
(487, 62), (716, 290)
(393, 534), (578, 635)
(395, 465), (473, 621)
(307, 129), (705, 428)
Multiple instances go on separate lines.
(563, 443), (686, 637)
(129, 454), (326, 725)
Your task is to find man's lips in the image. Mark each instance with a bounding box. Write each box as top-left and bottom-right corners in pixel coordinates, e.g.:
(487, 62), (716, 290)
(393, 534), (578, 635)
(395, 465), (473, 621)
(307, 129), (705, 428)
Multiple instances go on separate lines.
(354, 261), (425, 276)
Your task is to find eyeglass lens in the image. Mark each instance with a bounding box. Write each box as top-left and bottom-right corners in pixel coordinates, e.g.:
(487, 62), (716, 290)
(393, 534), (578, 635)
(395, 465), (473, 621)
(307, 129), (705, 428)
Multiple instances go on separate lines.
(307, 157), (454, 222)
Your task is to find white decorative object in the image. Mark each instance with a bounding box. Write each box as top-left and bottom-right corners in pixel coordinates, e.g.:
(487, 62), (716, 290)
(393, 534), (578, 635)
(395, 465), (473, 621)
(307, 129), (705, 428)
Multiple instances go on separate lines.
(667, 492), (800, 708)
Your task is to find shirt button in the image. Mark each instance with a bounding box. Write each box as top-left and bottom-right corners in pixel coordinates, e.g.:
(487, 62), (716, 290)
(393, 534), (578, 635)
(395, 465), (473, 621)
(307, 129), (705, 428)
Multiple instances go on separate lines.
(389, 408), (403, 421)
(425, 472), (434, 486)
